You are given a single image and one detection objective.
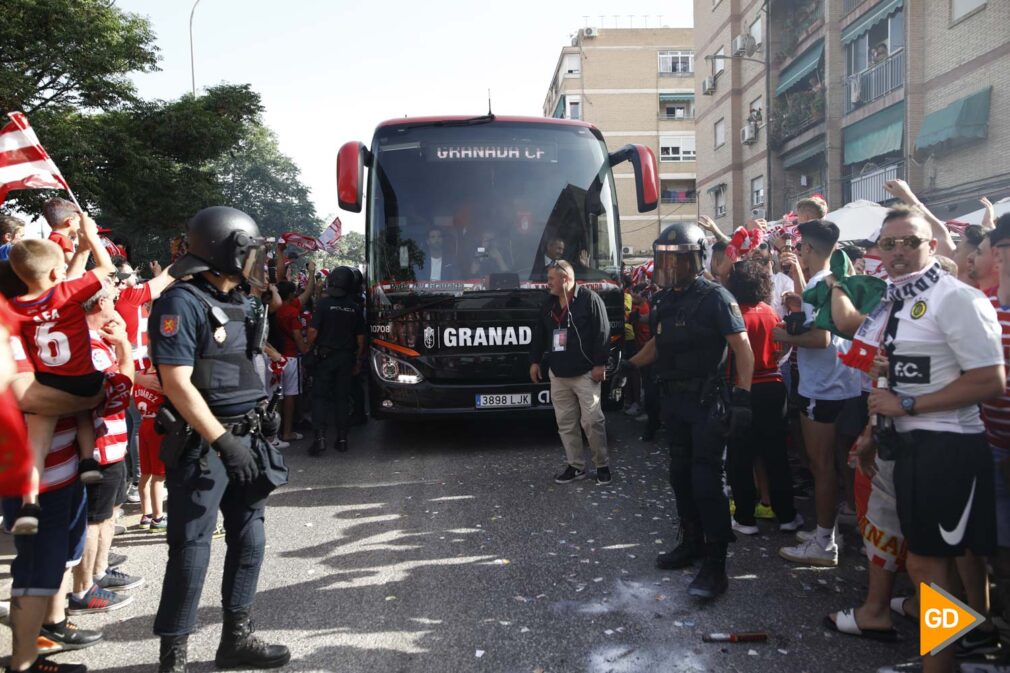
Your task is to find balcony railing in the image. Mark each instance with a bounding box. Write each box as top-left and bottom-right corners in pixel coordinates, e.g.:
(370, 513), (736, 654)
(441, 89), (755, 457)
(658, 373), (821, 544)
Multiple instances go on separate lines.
(658, 112), (695, 121)
(659, 70), (694, 77)
(786, 185), (825, 209)
(843, 50), (904, 114)
(844, 160), (904, 204)
(661, 195), (697, 204)
(843, 0), (862, 15)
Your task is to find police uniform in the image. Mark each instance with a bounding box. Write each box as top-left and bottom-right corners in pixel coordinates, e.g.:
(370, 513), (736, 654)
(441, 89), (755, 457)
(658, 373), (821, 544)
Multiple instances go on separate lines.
(310, 267), (365, 454)
(635, 221), (751, 600)
(149, 207), (289, 673)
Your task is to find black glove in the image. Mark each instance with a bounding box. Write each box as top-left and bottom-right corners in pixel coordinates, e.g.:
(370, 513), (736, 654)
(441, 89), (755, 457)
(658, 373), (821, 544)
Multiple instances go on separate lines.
(726, 387), (752, 438)
(213, 432), (259, 485)
(260, 410), (281, 439)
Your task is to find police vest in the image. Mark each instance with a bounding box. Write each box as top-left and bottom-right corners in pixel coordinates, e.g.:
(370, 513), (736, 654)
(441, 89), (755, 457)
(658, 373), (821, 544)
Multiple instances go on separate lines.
(172, 282), (265, 413)
(653, 279), (729, 382)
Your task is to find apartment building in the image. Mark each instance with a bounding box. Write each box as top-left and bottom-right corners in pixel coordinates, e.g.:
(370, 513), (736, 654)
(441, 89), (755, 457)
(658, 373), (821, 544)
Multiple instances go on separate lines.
(543, 27), (697, 256)
(694, 0), (1009, 229)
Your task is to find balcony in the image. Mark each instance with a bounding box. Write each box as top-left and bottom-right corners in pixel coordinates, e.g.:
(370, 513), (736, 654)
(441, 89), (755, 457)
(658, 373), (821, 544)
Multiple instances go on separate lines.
(769, 89), (825, 148)
(661, 194), (697, 205)
(843, 50), (904, 114)
(844, 160), (904, 204)
(786, 185), (825, 209)
(658, 111), (695, 121)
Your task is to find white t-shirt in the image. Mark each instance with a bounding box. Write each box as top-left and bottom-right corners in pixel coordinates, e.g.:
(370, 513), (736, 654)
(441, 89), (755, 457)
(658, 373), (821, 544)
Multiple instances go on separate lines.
(887, 270), (1003, 434)
(771, 272), (795, 317)
(797, 269), (862, 401)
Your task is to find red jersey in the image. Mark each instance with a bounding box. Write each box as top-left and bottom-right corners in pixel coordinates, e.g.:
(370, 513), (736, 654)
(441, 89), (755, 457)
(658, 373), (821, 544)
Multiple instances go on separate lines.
(48, 230), (74, 254)
(115, 283), (153, 370)
(11, 269), (102, 377)
(0, 295), (31, 497)
(740, 302), (784, 385)
(275, 298), (302, 357)
(90, 332), (128, 464)
(981, 294), (1010, 450)
(133, 381), (164, 420)
(8, 330), (79, 492)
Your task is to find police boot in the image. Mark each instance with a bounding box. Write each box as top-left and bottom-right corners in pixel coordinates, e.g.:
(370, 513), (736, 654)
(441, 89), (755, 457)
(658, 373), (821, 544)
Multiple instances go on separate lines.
(309, 431), (325, 457)
(655, 522), (704, 570)
(159, 635), (188, 673)
(687, 542), (729, 600)
(334, 427), (349, 453)
(214, 609), (291, 669)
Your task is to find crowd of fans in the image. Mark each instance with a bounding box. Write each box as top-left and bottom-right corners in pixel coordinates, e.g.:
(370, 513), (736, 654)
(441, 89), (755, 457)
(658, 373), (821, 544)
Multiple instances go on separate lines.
(0, 198), (359, 672)
(617, 181), (1009, 673)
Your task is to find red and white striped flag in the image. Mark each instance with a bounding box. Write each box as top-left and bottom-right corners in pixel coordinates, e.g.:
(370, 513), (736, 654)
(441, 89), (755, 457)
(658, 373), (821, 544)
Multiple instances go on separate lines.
(279, 231), (323, 251)
(0, 112), (69, 204)
(318, 216), (342, 252)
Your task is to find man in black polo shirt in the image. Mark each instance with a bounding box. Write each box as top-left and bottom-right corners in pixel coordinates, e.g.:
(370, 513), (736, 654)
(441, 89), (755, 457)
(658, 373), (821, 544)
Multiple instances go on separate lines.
(529, 260), (612, 484)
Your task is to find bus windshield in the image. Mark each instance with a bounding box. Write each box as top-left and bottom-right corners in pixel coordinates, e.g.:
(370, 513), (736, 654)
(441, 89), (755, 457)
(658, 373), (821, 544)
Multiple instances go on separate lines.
(368, 121), (620, 293)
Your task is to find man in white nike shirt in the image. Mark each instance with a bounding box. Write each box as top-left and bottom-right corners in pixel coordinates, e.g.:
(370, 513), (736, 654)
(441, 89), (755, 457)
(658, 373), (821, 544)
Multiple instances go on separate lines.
(868, 205), (1005, 673)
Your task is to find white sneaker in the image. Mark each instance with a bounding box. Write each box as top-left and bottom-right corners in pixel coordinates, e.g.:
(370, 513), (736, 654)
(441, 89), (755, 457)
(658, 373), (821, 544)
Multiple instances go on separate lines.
(794, 529), (843, 552)
(778, 513), (805, 532)
(732, 520), (759, 536)
(624, 403), (642, 416)
(779, 537), (839, 567)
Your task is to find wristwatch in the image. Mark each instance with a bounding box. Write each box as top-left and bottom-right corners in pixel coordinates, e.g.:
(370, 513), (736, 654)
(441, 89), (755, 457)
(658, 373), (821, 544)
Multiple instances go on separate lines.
(900, 395), (917, 416)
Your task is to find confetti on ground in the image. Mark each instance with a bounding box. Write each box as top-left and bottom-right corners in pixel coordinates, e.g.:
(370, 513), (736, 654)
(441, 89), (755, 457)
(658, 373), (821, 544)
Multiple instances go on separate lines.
(475, 650), (485, 658)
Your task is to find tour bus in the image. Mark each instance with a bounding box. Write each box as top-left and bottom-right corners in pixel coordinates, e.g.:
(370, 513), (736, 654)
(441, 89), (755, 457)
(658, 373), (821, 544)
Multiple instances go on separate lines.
(336, 115), (658, 419)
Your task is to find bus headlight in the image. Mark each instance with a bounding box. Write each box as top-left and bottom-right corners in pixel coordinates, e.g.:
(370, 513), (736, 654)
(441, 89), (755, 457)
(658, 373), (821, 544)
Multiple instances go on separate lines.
(372, 350), (424, 384)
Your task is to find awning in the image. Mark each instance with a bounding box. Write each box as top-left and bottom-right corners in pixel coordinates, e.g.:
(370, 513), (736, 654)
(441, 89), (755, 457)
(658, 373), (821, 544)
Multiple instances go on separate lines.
(706, 183), (727, 194)
(842, 0), (903, 45)
(660, 92), (695, 102)
(782, 138), (826, 169)
(913, 86), (992, 159)
(843, 101), (904, 165)
(775, 41), (824, 97)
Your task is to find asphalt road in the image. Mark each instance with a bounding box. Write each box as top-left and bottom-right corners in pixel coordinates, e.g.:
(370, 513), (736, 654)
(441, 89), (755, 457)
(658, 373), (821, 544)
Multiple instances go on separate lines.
(1, 410), (921, 673)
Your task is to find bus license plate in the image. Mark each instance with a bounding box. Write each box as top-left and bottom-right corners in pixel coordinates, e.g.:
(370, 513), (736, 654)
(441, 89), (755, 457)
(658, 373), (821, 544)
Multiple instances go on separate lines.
(475, 393), (531, 409)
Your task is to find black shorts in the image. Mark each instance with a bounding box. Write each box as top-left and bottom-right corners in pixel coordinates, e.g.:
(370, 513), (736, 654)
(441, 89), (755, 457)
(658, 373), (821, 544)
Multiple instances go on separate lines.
(796, 395), (849, 423)
(836, 391), (870, 437)
(35, 371), (105, 397)
(85, 460), (127, 523)
(894, 430), (996, 557)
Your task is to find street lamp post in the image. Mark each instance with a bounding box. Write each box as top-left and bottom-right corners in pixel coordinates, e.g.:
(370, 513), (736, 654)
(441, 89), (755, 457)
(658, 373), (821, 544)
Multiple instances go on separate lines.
(189, 0), (202, 96)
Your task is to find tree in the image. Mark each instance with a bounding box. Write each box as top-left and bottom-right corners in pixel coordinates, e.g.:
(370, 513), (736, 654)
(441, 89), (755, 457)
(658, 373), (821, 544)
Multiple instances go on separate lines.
(315, 231), (365, 270)
(212, 123), (319, 240)
(0, 0), (159, 114)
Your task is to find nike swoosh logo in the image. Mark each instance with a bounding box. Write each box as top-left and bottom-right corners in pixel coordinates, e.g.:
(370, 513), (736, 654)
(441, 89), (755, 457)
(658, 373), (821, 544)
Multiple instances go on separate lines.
(939, 477), (977, 546)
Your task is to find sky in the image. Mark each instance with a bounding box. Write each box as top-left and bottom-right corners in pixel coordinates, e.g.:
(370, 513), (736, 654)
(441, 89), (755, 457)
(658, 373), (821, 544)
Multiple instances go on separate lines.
(115, 0), (694, 235)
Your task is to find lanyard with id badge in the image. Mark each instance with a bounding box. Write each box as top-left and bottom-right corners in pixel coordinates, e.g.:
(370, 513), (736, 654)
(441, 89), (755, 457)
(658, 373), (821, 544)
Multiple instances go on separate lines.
(552, 303), (569, 352)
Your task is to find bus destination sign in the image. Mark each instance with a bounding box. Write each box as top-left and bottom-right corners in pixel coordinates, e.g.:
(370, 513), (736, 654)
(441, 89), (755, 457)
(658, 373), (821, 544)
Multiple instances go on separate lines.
(428, 143), (557, 162)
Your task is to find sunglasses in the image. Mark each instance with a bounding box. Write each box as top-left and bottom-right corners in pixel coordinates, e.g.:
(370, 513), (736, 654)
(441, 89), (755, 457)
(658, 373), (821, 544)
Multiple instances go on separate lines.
(878, 235), (926, 251)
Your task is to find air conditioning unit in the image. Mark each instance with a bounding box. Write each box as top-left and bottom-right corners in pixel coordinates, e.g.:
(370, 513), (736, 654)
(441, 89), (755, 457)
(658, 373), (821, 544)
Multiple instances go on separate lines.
(584, 27), (599, 38)
(702, 77), (716, 95)
(621, 245), (634, 255)
(740, 122), (758, 144)
(732, 35), (748, 56)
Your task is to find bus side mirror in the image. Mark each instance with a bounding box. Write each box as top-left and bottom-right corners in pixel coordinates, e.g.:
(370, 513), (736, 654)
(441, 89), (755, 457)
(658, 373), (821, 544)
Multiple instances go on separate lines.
(609, 144), (659, 213)
(337, 141), (370, 213)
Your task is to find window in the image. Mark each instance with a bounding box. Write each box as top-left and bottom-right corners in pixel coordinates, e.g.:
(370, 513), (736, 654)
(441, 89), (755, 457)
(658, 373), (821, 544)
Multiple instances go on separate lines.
(750, 16), (763, 46)
(751, 176), (765, 206)
(660, 135), (696, 162)
(662, 103), (691, 119)
(714, 118), (726, 147)
(567, 96), (581, 120)
(563, 53), (581, 75)
(890, 10), (905, 51)
(714, 47), (726, 75)
(952, 0), (985, 21)
(715, 188), (727, 217)
(659, 50), (694, 74)
(749, 96), (763, 124)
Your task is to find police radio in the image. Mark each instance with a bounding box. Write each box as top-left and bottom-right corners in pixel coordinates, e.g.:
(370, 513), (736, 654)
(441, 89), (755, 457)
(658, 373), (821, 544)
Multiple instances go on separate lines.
(246, 301), (268, 357)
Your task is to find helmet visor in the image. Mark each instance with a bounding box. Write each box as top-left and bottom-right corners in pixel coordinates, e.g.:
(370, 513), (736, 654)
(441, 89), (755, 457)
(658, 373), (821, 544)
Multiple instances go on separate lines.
(655, 251), (701, 289)
(240, 241), (269, 292)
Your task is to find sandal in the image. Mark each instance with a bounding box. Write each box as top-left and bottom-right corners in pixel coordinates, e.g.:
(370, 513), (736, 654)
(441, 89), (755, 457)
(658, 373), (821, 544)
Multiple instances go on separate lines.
(823, 609), (900, 642)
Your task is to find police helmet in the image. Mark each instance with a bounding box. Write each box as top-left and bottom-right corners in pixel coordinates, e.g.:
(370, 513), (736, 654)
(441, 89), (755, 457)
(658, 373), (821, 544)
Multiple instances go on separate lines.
(170, 207), (268, 290)
(350, 267), (363, 294)
(653, 222), (708, 289)
(327, 266), (355, 297)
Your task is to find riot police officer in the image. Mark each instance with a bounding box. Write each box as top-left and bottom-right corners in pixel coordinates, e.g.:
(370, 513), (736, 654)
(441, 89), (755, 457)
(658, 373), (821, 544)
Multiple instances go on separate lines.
(149, 207), (290, 672)
(348, 267), (368, 426)
(624, 222), (754, 599)
(307, 266), (366, 455)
